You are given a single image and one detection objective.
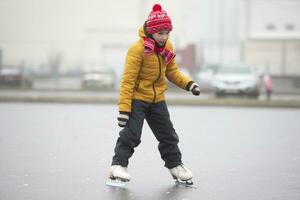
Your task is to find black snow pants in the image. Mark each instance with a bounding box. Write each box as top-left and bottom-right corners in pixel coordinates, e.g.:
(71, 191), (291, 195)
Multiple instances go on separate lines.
(111, 100), (182, 169)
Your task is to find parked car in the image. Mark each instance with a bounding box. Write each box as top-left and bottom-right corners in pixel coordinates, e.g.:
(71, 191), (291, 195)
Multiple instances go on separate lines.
(212, 64), (261, 98)
(81, 70), (116, 90)
(196, 64), (220, 92)
(0, 67), (33, 88)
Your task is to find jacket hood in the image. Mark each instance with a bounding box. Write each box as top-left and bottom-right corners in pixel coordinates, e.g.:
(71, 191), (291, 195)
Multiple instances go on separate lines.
(138, 27), (146, 38)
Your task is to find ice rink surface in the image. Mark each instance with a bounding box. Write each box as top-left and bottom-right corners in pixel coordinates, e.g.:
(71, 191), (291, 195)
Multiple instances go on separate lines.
(0, 103), (300, 200)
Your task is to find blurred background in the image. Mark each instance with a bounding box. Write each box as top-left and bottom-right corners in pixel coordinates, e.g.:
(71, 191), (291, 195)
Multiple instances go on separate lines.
(0, 0), (300, 99)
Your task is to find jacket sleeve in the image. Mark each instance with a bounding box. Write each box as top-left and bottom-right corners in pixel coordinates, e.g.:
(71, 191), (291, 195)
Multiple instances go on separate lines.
(118, 45), (143, 112)
(165, 43), (192, 90)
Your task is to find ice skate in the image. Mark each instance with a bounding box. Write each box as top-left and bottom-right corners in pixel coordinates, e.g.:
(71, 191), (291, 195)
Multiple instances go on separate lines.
(169, 164), (193, 186)
(106, 165), (130, 187)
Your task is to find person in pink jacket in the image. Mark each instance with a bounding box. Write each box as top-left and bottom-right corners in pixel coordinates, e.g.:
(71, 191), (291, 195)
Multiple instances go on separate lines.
(263, 73), (273, 100)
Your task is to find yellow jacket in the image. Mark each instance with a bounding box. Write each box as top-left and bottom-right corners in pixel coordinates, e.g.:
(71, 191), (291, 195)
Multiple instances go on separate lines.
(119, 28), (192, 112)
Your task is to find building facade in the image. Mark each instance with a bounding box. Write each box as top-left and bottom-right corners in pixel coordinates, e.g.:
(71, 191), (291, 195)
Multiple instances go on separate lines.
(0, 0), (299, 77)
(240, 0), (300, 76)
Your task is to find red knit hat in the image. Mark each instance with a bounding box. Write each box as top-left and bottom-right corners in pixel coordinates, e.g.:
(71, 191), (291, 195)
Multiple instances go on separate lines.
(146, 4), (173, 34)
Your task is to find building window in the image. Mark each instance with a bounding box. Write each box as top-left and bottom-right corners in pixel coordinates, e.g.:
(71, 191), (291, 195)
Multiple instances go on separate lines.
(285, 24), (295, 31)
(266, 24), (276, 31)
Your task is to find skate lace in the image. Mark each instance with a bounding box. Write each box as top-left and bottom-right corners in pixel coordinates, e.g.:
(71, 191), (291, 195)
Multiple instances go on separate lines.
(175, 164), (187, 173)
(180, 165), (187, 172)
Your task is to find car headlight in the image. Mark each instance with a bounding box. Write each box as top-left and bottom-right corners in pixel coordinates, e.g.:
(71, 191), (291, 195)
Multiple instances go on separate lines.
(240, 79), (258, 88)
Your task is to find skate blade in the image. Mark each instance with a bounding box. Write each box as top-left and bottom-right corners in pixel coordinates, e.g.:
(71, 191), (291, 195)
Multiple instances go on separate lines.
(175, 179), (196, 188)
(106, 179), (127, 188)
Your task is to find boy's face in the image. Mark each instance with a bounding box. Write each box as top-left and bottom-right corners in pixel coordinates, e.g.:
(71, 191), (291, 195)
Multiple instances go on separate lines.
(152, 30), (170, 47)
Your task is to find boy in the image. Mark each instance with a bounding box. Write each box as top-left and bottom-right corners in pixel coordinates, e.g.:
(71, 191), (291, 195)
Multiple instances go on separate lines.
(108, 4), (200, 185)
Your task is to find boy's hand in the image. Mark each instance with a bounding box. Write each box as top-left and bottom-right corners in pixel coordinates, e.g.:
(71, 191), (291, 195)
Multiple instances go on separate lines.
(189, 82), (200, 96)
(117, 112), (130, 127)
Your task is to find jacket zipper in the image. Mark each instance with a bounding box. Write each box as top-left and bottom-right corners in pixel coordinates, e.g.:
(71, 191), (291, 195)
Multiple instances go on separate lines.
(153, 53), (162, 103)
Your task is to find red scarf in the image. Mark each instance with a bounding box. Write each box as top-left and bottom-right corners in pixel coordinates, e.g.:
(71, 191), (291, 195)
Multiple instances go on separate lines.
(143, 37), (176, 65)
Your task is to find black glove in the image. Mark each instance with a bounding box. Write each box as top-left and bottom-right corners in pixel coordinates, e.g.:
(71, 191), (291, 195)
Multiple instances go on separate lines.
(189, 82), (200, 96)
(117, 112), (130, 127)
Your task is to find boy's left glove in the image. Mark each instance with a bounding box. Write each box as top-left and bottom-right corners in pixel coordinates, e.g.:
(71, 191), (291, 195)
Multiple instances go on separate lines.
(188, 82), (201, 96)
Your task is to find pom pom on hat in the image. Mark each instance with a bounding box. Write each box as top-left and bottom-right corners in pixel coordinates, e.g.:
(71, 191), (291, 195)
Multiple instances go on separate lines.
(152, 4), (162, 11)
(146, 4), (173, 34)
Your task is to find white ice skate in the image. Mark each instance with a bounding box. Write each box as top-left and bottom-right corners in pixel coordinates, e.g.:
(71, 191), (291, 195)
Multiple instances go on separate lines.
(106, 165), (131, 187)
(169, 164), (193, 186)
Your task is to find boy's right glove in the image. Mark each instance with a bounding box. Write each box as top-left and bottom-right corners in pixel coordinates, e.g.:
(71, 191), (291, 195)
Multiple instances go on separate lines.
(117, 112), (130, 127)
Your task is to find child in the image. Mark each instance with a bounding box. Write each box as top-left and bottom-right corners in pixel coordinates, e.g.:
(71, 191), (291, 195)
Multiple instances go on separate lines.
(263, 73), (273, 100)
(108, 4), (200, 185)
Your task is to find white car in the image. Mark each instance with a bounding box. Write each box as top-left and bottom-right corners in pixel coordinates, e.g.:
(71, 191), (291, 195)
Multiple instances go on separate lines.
(81, 70), (116, 90)
(212, 65), (261, 98)
(196, 64), (220, 92)
(0, 67), (33, 88)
